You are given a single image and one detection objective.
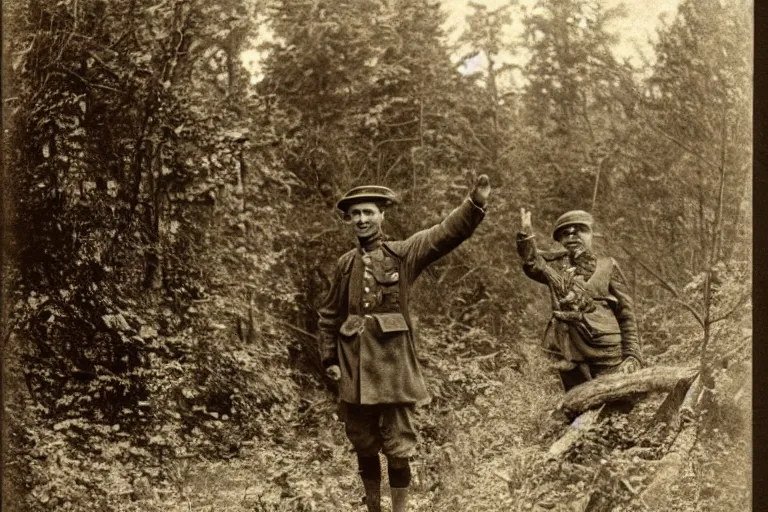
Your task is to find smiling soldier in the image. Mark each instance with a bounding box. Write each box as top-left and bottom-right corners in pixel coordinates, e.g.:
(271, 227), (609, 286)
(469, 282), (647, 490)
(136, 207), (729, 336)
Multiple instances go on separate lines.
(318, 176), (490, 512)
(516, 208), (643, 392)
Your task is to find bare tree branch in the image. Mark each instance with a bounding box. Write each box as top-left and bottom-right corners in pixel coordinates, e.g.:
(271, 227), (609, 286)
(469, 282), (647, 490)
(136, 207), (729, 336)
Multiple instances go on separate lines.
(671, 299), (707, 329)
(711, 291), (751, 324)
(621, 246), (706, 328)
(371, 137), (420, 154)
(58, 69), (122, 93)
(86, 50), (121, 80)
(308, 228), (337, 243)
(591, 156), (610, 212)
(382, 154), (405, 181)
(709, 336), (751, 368)
(381, 118), (418, 128)
(456, 118), (492, 155)
(640, 118), (720, 172)
(278, 320), (317, 340)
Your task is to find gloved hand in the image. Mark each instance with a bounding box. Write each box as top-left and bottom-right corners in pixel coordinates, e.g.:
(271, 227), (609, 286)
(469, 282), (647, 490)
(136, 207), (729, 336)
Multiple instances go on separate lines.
(553, 310), (584, 323)
(471, 174), (491, 208)
(617, 356), (642, 374)
(550, 359), (578, 371)
(325, 364), (341, 381)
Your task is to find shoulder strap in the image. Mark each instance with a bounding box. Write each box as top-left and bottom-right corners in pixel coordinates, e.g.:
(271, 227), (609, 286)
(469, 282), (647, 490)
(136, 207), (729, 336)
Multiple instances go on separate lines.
(585, 257), (613, 297)
(346, 250), (364, 315)
(382, 241), (405, 259)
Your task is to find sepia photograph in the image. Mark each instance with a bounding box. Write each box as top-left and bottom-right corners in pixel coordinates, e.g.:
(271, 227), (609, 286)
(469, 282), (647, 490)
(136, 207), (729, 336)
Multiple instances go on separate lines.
(1, 0), (753, 510)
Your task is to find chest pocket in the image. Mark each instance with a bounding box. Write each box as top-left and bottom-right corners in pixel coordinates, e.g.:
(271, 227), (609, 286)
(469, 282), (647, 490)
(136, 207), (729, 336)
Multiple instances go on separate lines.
(370, 255), (401, 312)
(372, 312), (409, 337)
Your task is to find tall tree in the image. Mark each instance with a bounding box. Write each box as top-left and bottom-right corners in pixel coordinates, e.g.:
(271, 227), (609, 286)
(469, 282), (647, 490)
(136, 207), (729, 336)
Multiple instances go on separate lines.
(597, 0), (752, 279)
(644, 0), (752, 269)
(261, 0), (476, 205)
(520, 0), (633, 219)
(457, 2), (518, 183)
(260, 0), (383, 196)
(522, 0), (628, 134)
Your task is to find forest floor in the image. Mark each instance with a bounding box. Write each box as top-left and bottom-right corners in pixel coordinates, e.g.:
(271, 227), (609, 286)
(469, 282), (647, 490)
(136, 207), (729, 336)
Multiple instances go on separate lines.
(123, 348), (555, 512)
(118, 332), (751, 512)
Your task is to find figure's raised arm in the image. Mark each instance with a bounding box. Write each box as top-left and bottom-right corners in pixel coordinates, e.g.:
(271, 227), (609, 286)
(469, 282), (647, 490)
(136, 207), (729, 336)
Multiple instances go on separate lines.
(516, 208), (550, 284)
(391, 175), (490, 276)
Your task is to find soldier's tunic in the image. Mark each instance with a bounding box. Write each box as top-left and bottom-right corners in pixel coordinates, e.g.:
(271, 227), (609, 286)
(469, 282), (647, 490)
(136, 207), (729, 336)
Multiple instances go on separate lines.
(318, 199), (485, 455)
(516, 234), (642, 390)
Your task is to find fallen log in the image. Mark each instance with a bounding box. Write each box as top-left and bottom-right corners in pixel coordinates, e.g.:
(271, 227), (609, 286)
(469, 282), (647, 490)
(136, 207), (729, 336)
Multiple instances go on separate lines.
(558, 365), (699, 414)
(638, 375), (703, 509)
(548, 406), (604, 457)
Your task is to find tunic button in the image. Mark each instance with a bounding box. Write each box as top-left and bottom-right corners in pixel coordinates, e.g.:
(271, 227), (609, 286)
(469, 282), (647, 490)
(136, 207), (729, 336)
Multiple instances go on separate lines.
(364, 287), (370, 293)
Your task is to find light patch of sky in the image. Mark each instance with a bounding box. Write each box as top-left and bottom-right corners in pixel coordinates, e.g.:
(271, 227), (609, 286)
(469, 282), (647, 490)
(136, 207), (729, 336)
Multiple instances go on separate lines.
(241, 13), (273, 84)
(446, 0), (680, 89)
(241, 0), (680, 86)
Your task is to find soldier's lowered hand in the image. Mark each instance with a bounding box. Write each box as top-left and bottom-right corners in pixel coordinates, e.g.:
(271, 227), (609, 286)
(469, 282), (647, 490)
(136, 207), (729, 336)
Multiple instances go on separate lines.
(553, 310), (583, 323)
(325, 364), (341, 381)
(617, 356), (641, 374)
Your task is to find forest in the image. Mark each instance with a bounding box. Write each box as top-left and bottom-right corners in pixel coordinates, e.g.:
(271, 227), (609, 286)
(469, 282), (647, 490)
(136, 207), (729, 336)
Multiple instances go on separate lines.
(1, 0), (752, 510)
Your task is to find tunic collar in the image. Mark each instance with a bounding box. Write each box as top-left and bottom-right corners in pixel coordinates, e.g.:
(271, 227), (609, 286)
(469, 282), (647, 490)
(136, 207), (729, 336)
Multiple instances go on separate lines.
(357, 230), (383, 253)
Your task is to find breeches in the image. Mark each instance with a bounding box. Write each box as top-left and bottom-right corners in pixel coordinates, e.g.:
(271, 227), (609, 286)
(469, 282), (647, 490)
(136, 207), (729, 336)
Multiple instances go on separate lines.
(339, 401), (418, 459)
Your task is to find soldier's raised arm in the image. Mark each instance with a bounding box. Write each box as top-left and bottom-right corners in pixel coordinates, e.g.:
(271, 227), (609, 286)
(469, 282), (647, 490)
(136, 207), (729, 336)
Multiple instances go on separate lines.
(388, 175), (490, 278)
(516, 208), (550, 284)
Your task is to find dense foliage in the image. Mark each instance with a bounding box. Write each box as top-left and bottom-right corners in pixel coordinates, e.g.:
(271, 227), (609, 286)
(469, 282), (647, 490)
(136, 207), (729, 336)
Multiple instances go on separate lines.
(2, 0), (751, 510)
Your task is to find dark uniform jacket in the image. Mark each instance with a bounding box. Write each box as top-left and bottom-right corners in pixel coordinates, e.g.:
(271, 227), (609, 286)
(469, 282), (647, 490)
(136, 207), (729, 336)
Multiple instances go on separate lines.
(318, 199), (485, 405)
(516, 234), (642, 368)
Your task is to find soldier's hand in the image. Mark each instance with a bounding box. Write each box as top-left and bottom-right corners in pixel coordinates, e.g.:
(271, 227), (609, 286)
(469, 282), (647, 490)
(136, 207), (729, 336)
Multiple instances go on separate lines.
(325, 364), (341, 381)
(520, 207), (533, 234)
(553, 310), (583, 323)
(471, 174), (490, 208)
(618, 356), (641, 374)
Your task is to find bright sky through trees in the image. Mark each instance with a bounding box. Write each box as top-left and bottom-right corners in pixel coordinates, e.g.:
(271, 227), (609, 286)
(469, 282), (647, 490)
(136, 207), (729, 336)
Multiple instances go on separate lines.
(241, 0), (681, 83)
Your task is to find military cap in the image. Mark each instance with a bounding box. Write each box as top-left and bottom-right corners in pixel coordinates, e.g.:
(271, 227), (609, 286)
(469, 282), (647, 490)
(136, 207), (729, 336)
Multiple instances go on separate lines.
(552, 210), (594, 240)
(336, 185), (399, 212)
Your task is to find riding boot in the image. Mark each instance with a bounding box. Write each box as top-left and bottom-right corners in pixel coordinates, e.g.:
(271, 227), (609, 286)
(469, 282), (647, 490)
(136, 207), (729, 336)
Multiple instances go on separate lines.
(361, 478), (381, 512)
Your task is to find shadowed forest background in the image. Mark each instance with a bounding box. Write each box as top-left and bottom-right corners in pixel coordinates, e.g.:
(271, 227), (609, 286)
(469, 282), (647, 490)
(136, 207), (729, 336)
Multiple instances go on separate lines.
(1, 0), (752, 510)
